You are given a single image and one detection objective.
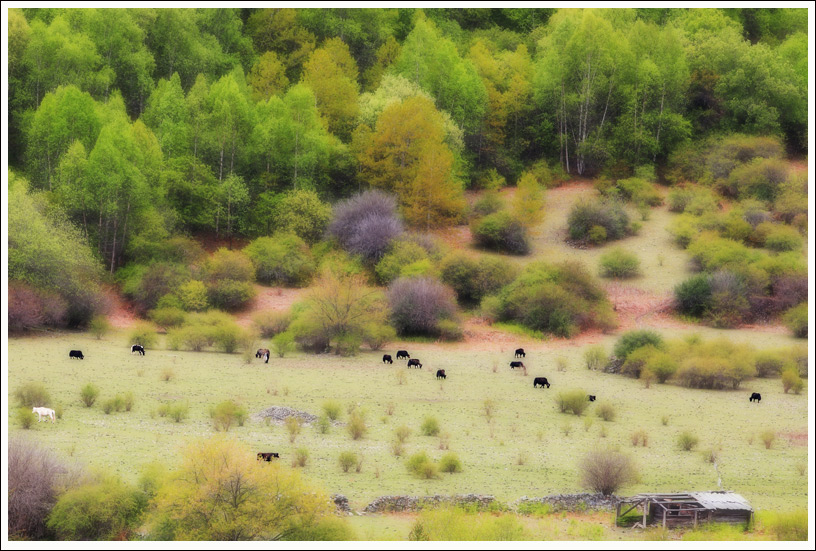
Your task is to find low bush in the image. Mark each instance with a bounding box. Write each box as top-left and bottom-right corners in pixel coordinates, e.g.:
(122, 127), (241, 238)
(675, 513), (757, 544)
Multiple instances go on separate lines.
(754, 350), (790, 378)
(347, 411), (367, 440)
(555, 390), (589, 416)
(439, 252), (517, 305)
(286, 416), (303, 443)
(567, 200), (631, 243)
(760, 430), (776, 449)
(270, 189), (333, 244)
(338, 451), (358, 473)
(408, 508), (526, 541)
(375, 240), (431, 285)
(757, 510), (808, 541)
(406, 452), (438, 479)
(781, 368), (804, 395)
(674, 274), (712, 318)
(472, 191), (504, 217)
(614, 177), (662, 207)
(46, 475), (145, 540)
(630, 429), (648, 447)
(599, 248), (640, 278)
(253, 310), (292, 338)
(148, 307), (187, 331)
(128, 322), (158, 348)
(726, 157), (789, 201)
(293, 448), (309, 468)
(176, 280), (209, 311)
(676, 353), (755, 390)
(760, 223), (803, 252)
(439, 452), (463, 474)
(167, 402), (189, 423)
(667, 186), (718, 214)
(387, 277), (459, 337)
(80, 383), (100, 408)
(14, 382), (51, 407)
(329, 190), (404, 262)
(88, 315), (111, 339)
(395, 425), (412, 443)
(783, 303), (807, 338)
(244, 234), (315, 287)
(595, 402), (616, 422)
(579, 449), (637, 495)
(471, 211), (530, 255)
(677, 431), (699, 451)
(272, 331), (296, 357)
(584, 346), (608, 371)
(16, 407), (36, 429)
(614, 330), (664, 360)
(362, 323), (396, 350)
(421, 416), (441, 437)
(322, 400), (342, 421)
(210, 400), (248, 432)
(206, 279), (256, 311)
(9, 437), (66, 539)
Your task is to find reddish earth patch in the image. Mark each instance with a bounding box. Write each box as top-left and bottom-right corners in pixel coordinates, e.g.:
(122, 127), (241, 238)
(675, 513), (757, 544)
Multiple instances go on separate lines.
(783, 431), (807, 447)
(233, 285), (308, 328)
(104, 286), (140, 329)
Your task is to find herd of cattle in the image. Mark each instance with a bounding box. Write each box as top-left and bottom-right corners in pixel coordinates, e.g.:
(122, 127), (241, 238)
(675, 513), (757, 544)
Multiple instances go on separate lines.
(60, 343), (765, 461)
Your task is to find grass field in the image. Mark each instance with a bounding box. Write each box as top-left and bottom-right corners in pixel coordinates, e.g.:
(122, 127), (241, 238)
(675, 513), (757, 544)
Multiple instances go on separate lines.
(8, 328), (807, 516)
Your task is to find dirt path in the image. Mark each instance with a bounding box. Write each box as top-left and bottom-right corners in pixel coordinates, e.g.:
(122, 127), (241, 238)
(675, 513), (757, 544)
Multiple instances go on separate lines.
(233, 285), (308, 327)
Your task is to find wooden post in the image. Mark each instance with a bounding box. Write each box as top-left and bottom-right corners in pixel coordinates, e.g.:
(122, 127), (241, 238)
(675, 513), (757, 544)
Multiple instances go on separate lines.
(616, 502), (621, 526)
(693, 510), (698, 529)
(643, 499), (648, 528)
(663, 509), (667, 529)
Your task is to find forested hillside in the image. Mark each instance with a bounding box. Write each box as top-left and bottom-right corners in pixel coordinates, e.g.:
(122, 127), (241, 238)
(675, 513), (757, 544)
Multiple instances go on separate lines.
(7, 7), (808, 328)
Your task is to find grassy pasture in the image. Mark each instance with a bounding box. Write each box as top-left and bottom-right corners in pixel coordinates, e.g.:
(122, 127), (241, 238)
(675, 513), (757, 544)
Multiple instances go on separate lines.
(8, 329), (806, 513)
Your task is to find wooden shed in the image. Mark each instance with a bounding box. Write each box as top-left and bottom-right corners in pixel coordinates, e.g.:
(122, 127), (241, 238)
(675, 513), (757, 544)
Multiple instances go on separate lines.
(616, 492), (754, 529)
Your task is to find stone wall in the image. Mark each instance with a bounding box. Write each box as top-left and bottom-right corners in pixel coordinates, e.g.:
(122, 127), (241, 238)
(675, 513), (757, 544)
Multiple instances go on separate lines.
(514, 493), (621, 512)
(363, 494), (495, 513)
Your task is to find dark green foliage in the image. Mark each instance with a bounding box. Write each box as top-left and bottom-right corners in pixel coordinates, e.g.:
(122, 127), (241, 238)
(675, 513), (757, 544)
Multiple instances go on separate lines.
(726, 157), (789, 200)
(439, 252), (517, 305)
(492, 262), (615, 338)
(675, 274), (712, 318)
(244, 234), (315, 287)
(783, 303), (807, 339)
(567, 200), (630, 244)
(613, 330), (664, 360)
(471, 211), (530, 255)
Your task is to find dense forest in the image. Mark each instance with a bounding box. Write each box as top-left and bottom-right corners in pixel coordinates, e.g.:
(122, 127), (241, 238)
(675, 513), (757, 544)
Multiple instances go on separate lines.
(7, 7), (809, 330)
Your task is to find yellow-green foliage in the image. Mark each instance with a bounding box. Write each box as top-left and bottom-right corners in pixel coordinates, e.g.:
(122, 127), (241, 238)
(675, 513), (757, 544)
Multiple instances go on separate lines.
(512, 171), (545, 226)
(674, 338), (756, 389)
(555, 389), (589, 416)
(409, 508), (526, 541)
(756, 510), (808, 541)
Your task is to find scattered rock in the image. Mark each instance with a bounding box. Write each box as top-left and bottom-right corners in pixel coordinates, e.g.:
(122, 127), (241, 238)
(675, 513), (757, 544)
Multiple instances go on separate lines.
(514, 493), (621, 512)
(331, 494), (351, 514)
(363, 494), (495, 513)
(251, 406), (317, 425)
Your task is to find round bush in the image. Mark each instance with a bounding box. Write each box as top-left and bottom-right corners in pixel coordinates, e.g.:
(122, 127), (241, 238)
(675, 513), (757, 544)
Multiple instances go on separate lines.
(568, 200), (630, 243)
(614, 330), (664, 360)
(375, 240), (429, 285)
(177, 280), (209, 311)
(762, 224), (803, 252)
(14, 382), (51, 407)
(329, 190), (404, 262)
(272, 189), (332, 244)
(579, 449), (637, 496)
(674, 274), (712, 318)
(420, 416), (441, 437)
(471, 211), (530, 255)
(599, 248), (640, 279)
(783, 303), (807, 339)
(555, 390), (589, 416)
(206, 280), (256, 311)
(439, 452), (463, 474)
(46, 478), (144, 540)
(244, 234), (315, 287)
(206, 249), (254, 282)
(387, 277), (458, 337)
(440, 252), (516, 305)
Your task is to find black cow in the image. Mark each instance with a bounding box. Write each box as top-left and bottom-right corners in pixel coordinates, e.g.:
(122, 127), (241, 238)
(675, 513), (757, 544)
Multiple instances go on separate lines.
(396, 350), (410, 360)
(587, 395), (596, 402)
(131, 344), (145, 356)
(515, 348), (526, 358)
(407, 359), (422, 369)
(257, 452), (280, 461)
(436, 369), (446, 380)
(264, 352), (270, 364)
(69, 350), (84, 360)
(750, 392), (762, 403)
(256, 348), (270, 359)
(533, 377), (550, 388)
(382, 354), (393, 364)
(510, 361), (524, 369)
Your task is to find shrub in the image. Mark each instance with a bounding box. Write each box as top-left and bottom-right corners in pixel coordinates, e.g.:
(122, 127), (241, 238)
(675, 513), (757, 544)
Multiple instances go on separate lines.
(210, 321), (244, 353)
(347, 411), (367, 440)
(761, 224), (803, 252)
(615, 177), (662, 206)
(437, 319), (464, 341)
(614, 330), (664, 360)
(395, 425), (412, 443)
(245, 234), (315, 287)
(9, 437), (67, 539)
(727, 157), (789, 201)
(677, 431), (699, 451)
(211, 400), (247, 432)
(375, 240), (430, 285)
(440, 252), (517, 305)
(781, 368), (804, 394)
(272, 331), (296, 358)
(80, 383), (100, 408)
(675, 274), (712, 318)
(322, 400), (342, 421)
(168, 402), (189, 422)
(493, 261), (616, 338)
(584, 346), (608, 371)
(579, 449), (637, 495)
(568, 200), (630, 243)
(555, 390), (589, 416)
(271, 189), (333, 244)
(8, 281), (70, 332)
(512, 171), (545, 226)
(16, 407), (36, 429)
(128, 322), (158, 348)
(207, 279), (256, 311)
(47, 475), (145, 540)
(630, 430), (648, 447)
(293, 448), (309, 468)
(253, 310), (292, 338)
(315, 415), (331, 434)
(595, 402), (616, 422)
(599, 248), (640, 279)
(285, 416), (303, 443)
(329, 190), (404, 262)
(760, 430), (776, 449)
(177, 280), (209, 311)
(406, 452), (438, 479)
(14, 382), (51, 407)
(758, 510), (808, 541)
(754, 350), (790, 378)
(646, 352), (679, 384)
(421, 416), (441, 437)
(472, 191), (504, 217)
(471, 211), (530, 255)
(439, 452), (463, 474)
(362, 323), (396, 350)
(668, 186), (718, 214)
(783, 303), (807, 338)
(588, 225), (607, 244)
(148, 307), (187, 331)
(387, 277), (459, 337)
(338, 451), (358, 473)
(88, 315), (111, 339)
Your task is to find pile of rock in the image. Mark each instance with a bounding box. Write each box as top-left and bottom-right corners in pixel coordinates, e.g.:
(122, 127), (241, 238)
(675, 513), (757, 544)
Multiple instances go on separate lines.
(331, 494), (352, 514)
(515, 493), (621, 512)
(363, 494), (495, 513)
(251, 406), (318, 425)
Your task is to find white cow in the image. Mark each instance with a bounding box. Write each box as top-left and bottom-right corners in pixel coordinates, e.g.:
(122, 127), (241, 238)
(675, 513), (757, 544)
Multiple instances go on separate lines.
(32, 407), (56, 423)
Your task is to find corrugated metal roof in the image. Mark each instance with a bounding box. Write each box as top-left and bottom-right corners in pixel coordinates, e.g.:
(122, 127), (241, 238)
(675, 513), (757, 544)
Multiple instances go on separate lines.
(689, 492), (753, 511)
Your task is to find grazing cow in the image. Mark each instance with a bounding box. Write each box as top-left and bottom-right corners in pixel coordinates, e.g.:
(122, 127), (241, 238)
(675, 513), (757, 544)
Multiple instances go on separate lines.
(257, 452), (280, 461)
(69, 350), (84, 360)
(396, 350), (410, 360)
(587, 395), (596, 402)
(256, 348), (270, 359)
(436, 369), (446, 380)
(32, 407), (56, 423)
(382, 354), (393, 364)
(264, 351), (270, 364)
(510, 361), (524, 369)
(533, 377), (550, 388)
(407, 359), (422, 369)
(515, 348), (526, 358)
(750, 392), (762, 403)
(131, 344), (145, 356)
